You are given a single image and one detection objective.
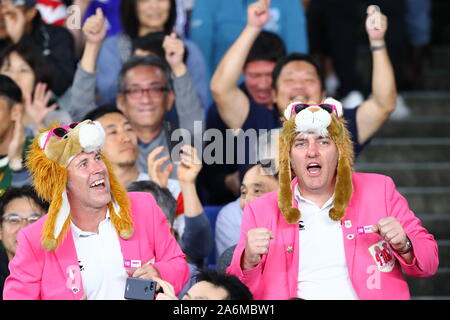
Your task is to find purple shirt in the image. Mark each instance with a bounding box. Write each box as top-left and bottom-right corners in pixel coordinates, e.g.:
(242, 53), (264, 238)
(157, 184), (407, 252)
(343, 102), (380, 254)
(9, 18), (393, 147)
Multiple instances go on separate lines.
(83, 0), (122, 37)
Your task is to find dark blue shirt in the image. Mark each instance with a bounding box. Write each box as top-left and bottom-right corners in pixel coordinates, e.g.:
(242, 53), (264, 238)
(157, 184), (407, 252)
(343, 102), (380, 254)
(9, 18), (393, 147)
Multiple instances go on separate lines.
(201, 83), (368, 204)
(201, 84), (281, 204)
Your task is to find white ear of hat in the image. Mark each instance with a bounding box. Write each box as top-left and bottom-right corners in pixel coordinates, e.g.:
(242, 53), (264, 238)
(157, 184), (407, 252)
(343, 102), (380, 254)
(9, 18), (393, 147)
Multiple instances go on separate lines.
(38, 132), (49, 149)
(284, 101), (299, 120)
(79, 121), (106, 153)
(323, 97), (344, 117)
(54, 188), (70, 240)
(294, 108), (332, 137)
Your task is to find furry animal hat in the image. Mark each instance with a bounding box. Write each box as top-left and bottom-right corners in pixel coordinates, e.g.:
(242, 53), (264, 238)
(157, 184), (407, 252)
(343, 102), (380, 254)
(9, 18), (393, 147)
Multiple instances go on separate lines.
(278, 98), (354, 224)
(26, 120), (134, 251)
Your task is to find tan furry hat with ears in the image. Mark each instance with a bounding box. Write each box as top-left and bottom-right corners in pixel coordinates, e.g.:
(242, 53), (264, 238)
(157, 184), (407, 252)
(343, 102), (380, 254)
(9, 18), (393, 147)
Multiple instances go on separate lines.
(26, 120), (134, 251)
(278, 98), (354, 224)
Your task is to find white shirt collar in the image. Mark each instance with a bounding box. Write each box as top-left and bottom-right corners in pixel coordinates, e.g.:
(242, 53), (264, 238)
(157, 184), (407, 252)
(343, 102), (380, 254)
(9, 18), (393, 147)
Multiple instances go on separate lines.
(294, 184), (334, 210)
(71, 209), (111, 238)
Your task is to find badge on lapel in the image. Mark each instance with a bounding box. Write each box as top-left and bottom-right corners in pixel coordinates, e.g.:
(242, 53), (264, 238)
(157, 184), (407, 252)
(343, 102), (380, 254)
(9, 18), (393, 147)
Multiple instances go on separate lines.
(66, 265), (82, 294)
(368, 240), (396, 272)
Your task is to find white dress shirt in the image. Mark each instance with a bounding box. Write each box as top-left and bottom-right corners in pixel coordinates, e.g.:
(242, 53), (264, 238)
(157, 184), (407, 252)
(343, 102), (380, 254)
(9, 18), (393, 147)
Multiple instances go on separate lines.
(71, 210), (128, 300)
(295, 185), (358, 300)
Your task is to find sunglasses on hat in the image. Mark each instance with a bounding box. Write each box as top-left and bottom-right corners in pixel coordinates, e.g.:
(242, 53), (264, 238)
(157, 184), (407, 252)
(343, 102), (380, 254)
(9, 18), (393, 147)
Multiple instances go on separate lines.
(42, 122), (79, 150)
(288, 103), (339, 119)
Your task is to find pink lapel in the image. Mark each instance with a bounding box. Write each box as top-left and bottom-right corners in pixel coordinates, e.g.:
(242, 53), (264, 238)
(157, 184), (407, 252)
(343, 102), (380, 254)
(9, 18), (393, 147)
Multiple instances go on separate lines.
(283, 178), (300, 297)
(54, 228), (85, 300)
(340, 174), (358, 279)
(279, 216), (299, 298)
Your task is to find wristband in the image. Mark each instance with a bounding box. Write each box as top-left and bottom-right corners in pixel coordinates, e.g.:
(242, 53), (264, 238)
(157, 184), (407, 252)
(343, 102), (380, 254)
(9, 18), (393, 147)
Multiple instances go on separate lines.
(370, 44), (386, 51)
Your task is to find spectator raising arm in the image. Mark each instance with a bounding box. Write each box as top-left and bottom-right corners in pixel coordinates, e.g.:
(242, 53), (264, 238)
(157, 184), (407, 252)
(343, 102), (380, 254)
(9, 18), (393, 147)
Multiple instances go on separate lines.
(147, 146), (173, 189)
(66, 0), (94, 58)
(163, 32), (187, 78)
(356, 6), (397, 145)
(210, 0), (271, 130)
(162, 32), (204, 136)
(68, 8), (106, 122)
(177, 145), (212, 263)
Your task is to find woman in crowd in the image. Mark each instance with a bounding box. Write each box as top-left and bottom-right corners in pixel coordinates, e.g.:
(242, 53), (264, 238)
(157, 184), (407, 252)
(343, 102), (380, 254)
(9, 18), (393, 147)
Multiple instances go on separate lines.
(0, 42), (71, 134)
(96, 0), (208, 108)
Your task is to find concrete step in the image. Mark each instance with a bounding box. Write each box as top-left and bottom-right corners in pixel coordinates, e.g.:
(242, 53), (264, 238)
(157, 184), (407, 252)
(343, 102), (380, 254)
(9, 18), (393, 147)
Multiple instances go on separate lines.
(356, 138), (450, 163)
(356, 45), (450, 69)
(355, 163), (450, 187)
(356, 46), (450, 90)
(375, 117), (450, 138)
(407, 268), (450, 297)
(403, 93), (450, 117)
(428, 46), (450, 69)
(436, 241), (450, 268)
(417, 214), (450, 242)
(397, 188), (450, 215)
(412, 296), (450, 300)
(414, 68), (450, 91)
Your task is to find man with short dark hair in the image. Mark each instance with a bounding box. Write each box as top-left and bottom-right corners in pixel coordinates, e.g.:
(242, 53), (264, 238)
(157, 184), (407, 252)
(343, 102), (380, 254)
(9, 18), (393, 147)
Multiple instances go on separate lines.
(202, 1), (287, 205)
(83, 105), (142, 188)
(202, 3), (397, 205)
(155, 268), (253, 300)
(127, 180), (177, 225)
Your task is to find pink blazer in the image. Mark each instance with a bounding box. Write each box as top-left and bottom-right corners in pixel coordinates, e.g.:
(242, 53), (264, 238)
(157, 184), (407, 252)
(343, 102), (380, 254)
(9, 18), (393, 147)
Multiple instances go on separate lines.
(227, 173), (439, 300)
(3, 192), (189, 300)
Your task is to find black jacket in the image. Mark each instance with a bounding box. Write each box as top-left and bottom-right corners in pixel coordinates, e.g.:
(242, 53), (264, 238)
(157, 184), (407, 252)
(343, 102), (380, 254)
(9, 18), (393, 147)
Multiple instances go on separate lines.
(0, 12), (76, 96)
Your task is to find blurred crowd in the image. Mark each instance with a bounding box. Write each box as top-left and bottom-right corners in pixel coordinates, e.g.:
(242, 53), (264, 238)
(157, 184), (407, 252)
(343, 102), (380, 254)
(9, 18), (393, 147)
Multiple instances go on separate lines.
(0, 0), (433, 300)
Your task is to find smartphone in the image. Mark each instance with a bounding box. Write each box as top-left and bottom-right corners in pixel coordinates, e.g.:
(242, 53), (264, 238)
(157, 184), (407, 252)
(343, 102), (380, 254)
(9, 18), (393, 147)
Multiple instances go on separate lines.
(124, 277), (157, 300)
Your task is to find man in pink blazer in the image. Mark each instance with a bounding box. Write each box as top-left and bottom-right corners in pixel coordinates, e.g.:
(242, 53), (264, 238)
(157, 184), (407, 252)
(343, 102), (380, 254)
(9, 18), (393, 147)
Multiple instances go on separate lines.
(3, 120), (189, 299)
(227, 99), (438, 300)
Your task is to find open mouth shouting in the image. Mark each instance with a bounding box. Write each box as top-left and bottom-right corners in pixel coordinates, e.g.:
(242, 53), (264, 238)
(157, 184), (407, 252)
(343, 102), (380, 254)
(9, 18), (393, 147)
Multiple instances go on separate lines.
(90, 178), (106, 190)
(306, 162), (322, 176)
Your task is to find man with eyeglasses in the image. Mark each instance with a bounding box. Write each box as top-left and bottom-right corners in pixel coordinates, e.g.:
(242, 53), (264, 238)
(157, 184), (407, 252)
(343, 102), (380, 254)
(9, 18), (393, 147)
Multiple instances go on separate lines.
(115, 53), (203, 181)
(0, 185), (48, 299)
(69, 9), (203, 181)
(202, 4), (398, 205)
